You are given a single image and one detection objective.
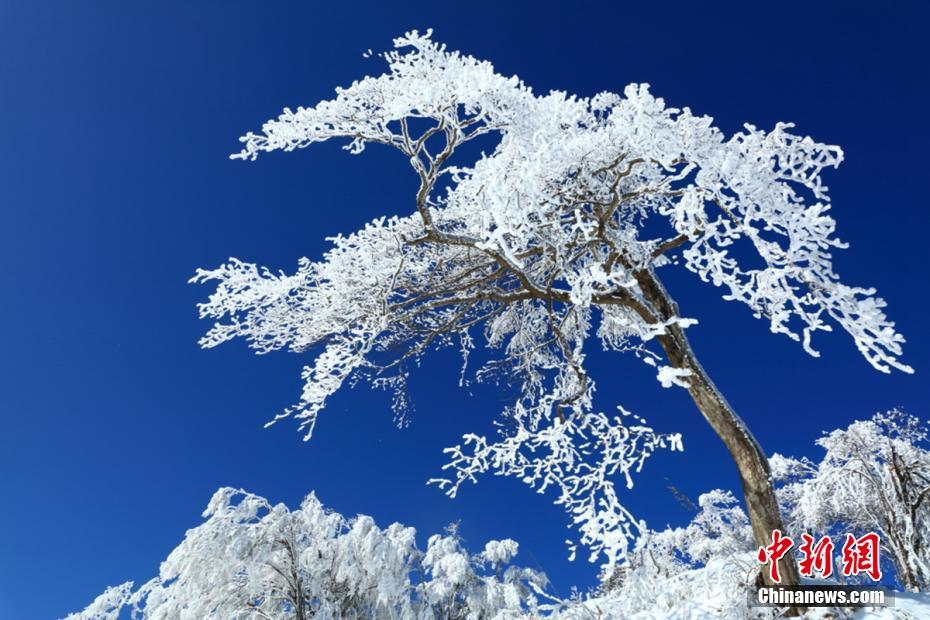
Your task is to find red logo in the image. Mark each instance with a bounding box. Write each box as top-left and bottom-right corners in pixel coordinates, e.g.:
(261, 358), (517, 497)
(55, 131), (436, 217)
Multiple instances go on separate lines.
(798, 533), (835, 578)
(758, 531), (882, 583)
(841, 532), (882, 581)
(757, 529), (794, 583)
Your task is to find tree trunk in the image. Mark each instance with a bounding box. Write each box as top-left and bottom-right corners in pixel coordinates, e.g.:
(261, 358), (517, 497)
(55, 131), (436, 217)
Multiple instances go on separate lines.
(634, 268), (803, 603)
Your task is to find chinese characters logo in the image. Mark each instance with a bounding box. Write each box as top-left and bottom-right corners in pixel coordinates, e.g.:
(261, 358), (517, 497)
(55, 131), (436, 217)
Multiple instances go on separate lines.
(757, 531), (882, 583)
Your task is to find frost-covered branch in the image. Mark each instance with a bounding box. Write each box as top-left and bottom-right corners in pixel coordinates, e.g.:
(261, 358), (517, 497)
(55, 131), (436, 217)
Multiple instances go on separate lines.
(432, 407), (683, 567)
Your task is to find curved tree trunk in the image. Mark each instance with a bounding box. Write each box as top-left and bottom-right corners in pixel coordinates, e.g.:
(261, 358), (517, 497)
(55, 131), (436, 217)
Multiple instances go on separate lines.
(635, 268), (802, 601)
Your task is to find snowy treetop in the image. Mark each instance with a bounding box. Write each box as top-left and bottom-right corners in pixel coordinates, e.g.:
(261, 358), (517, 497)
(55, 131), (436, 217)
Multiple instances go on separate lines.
(192, 30), (911, 567)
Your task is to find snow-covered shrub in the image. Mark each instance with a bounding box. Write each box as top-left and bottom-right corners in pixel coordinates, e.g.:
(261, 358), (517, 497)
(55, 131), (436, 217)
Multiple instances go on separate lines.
(65, 488), (549, 620)
(773, 409), (930, 592)
(560, 490), (772, 619)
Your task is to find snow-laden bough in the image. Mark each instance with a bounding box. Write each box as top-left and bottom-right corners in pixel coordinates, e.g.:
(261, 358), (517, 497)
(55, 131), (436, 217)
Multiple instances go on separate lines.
(191, 30), (911, 573)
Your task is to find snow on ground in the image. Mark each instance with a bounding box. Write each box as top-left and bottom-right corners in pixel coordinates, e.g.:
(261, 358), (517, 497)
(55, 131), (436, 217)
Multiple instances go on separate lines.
(555, 555), (930, 620)
(561, 589), (930, 619)
(851, 591), (930, 619)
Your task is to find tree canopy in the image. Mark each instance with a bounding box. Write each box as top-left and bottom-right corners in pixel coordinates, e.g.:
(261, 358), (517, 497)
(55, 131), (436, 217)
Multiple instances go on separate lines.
(192, 30), (911, 567)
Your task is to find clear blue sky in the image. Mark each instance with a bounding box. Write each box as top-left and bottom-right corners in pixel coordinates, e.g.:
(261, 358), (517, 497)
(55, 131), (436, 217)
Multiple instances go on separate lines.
(1, 2), (927, 618)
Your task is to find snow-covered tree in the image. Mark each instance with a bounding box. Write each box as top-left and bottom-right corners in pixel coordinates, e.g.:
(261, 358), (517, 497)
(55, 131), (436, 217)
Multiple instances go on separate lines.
(773, 409), (930, 591)
(562, 490), (771, 619)
(65, 488), (549, 620)
(191, 30), (911, 585)
(67, 480), (930, 619)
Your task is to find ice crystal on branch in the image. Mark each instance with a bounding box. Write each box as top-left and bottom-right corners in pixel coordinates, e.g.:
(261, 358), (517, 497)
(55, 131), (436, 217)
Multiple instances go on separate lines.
(192, 30), (911, 566)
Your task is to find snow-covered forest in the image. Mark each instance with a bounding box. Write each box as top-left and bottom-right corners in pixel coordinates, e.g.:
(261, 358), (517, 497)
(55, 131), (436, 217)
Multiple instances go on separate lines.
(69, 411), (930, 619)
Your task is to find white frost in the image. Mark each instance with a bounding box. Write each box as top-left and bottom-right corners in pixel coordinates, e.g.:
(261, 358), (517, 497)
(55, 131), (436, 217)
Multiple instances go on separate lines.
(192, 29), (912, 568)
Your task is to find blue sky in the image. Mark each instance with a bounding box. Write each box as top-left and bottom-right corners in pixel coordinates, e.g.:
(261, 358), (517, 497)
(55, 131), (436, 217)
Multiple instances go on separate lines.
(1, 1), (927, 617)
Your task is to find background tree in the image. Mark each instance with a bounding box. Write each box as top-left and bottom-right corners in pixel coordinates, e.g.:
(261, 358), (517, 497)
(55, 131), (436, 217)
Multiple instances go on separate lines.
(66, 488), (549, 619)
(773, 409), (930, 591)
(585, 490), (763, 620)
(73, 416), (930, 619)
(191, 31), (912, 587)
